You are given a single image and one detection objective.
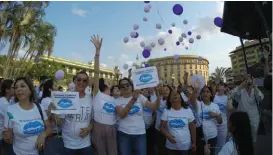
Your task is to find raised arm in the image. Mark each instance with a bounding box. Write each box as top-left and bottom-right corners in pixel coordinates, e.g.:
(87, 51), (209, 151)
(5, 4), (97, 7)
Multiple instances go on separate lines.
(144, 86), (162, 111)
(115, 90), (139, 118)
(91, 34), (103, 97)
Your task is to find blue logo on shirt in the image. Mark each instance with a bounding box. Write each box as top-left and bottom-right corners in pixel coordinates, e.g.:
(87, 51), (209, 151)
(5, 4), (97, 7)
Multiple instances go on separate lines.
(103, 102), (116, 114)
(139, 74), (153, 83)
(57, 98), (72, 108)
(201, 111), (211, 120)
(143, 107), (152, 113)
(169, 119), (185, 128)
(23, 121), (45, 135)
(158, 107), (165, 113)
(128, 105), (140, 115)
(216, 103), (226, 111)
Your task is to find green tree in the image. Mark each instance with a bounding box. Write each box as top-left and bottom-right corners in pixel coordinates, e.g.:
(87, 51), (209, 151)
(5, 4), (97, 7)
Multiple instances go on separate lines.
(210, 67), (228, 83)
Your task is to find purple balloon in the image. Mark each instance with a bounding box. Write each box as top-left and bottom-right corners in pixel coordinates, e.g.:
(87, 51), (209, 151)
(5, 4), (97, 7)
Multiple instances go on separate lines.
(171, 23), (175, 27)
(134, 32), (139, 38)
(133, 24), (139, 30)
(145, 64), (150, 67)
(174, 54), (179, 61)
(55, 70), (65, 80)
(147, 4), (152, 9)
(143, 17), (148, 22)
(168, 30), (172, 34)
(144, 1), (150, 3)
(188, 31), (192, 36)
(158, 38), (165, 45)
(164, 48), (167, 51)
(144, 6), (150, 13)
(123, 37), (129, 43)
(142, 49), (151, 58)
(198, 56), (202, 61)
(176, 41), (180, 46)
(173, 4), (183, 16)
(130, 31), (137, 38)
(150, 42), (156, 48)
(156, 23), (161, 29)
(214, 17), (223, 27)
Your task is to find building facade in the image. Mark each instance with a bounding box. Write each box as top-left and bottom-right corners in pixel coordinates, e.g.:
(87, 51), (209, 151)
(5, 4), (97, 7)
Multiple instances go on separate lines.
(149, 55), (209, 85)
(40, 55), (118, 84)
(229, 38), (271, 74)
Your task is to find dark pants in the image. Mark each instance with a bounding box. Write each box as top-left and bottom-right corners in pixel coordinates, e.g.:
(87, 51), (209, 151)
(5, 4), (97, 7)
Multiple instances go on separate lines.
(63, 146), (92, 155)
(2, 141), (15, 155)
(167, 149), (189, 155)
(155, 130), (168, 155)
(207, 137), (217, 155)
(195, 127), (205, 155)
(118, 131), (146, 155)
(146, 127), (156, 155)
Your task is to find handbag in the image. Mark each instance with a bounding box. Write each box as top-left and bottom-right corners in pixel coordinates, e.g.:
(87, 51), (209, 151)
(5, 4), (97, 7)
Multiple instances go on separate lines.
(36, 103), (65, 155)
(253, 90), (266, 135)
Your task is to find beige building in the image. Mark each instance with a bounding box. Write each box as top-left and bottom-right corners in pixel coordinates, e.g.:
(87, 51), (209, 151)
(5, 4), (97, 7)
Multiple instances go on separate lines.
(149, 55), (209, 85)
(229, 39), (271, 74)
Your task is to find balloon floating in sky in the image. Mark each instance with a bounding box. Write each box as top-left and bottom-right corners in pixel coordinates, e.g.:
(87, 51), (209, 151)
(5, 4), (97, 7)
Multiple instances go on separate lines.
(144, 6), (150, 13)
(174, 54), (179, 61)
(171, 23), (175, 27)
(181, 33), (187, 38)
(189, 38), (194, 43)
(142, 49), (151, 58)
(134, 32), (139, 38)
(144, 1), (150, 3)
(156, 23), (162, 29)
(183, 20), (188, 25)
(198, 56), (202, 61)
(150, 42), (156, 48)
(158, 38), (165, 45)
(130, 31), (137, 38)
(143, 17), (148, 22)
(176, 41), (180, 46)
(140, 41), (145, 47)
(168, 29), (172, 34)
(188, 31), (192, 36)
(123, 64), (129, 70)
(185, 47), (188, 50)
(147, 4), (152, 9)
(196, 35), (201, 40)
(145, 64), (150, 68)
(214, 17), (223, 28)
(133, 24), (139, 30)
(144, 45), (152, 51)
(172, 4), (183, 16)
(178, 36), (183, 42)
(123, 37), (129, 43)
(164, 48), (167, 51)
(55, 70), (65, 80)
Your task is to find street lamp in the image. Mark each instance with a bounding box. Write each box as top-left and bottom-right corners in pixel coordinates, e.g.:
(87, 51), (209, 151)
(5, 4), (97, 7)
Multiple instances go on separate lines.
(171, 73), (175, 86)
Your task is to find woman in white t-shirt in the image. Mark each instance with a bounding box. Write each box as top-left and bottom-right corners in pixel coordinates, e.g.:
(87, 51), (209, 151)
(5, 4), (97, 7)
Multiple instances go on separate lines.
(115, 78), (161, 155)
(190, 85), (222, 155)
(205, 111), (254, 155)
(161, 89), (196, 155)
(0, 79), (15, 154)
(213, 82), (233, 152)
(3, 77), (52, 155)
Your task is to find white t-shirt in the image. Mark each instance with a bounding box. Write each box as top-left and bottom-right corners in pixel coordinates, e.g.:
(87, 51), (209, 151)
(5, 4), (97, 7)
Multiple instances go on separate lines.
(4, 103), (48, 155)
(219, 137), (238, 155)
(93, 91), (116, 125)
(213, 94), (228, 125)
(40, 97), (60, 133)
(196, 101), (220, 141)
(155, 99), (167, 130)
(161, 107), (195, 150)
(0, 97), (11, 140)
(143, 95), (157, 129)
(60, 94), (92, 149)
(115, 94), (147, 135)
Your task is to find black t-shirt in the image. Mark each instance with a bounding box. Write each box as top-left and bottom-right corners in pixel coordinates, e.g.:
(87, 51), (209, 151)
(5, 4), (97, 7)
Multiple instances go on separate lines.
(264, 75), (272, 91)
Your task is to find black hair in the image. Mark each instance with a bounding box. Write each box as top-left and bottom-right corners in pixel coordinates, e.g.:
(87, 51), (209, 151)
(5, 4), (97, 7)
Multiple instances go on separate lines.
(223, 83), (228, 88)
(110, 85), (119, 96)
(75, 71), (89, 79)
(14, 77), (37, 103)
(229, 112), (254, 155)
(200, 85), (214, 102)
(217, 82), (225, 87)
(72, 75), (76, 82)
(58, 86), (63, 90)
(166, 89), (188, 109)
(99, 78), (109, 92)
(42, 79), (53, 99)
(0, 79), (13, 97)
(118, 77), (134, 92)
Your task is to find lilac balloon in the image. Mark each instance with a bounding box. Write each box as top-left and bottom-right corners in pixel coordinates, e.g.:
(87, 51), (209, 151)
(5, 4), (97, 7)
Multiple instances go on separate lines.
(144, 45), (152, 51)
(158, 38), (165, 45)
(150, 42), (156, 48)
(140, 41), (145, 47)
(214, 17), (223, 27)
(172, 4), (183, 16)
(130, 31), (137, 38)
(142, 49), (151, 58)
(164, 48), (167, 51)
(189, 38), (194, 43)
(147, 4), (152, 9)
(185, 47), (188, 50)
(188, 31), (192, 36)
(183, 20), (188, 25)
(133, 24), (139, 30)
(196, 35), (201, 40)
(123, 64), (129, 70)
(156, 23), (161, 29)
(145, 64), (150, 67)
(143, 17), (148, 22)
(171, 23), (175, 27)
(55, 70), (65, 80)
(134, 32), (139, 38)
(174, 54), (179, 61)
(198, 56), (202, 61)
(168, 29), (172, 34)
(181, 33), (187, 38)
(176, 41), (180, 46)
(179, 36), (183, 42)
(123, 37), (129, 43)
(144, 6), (150, 13)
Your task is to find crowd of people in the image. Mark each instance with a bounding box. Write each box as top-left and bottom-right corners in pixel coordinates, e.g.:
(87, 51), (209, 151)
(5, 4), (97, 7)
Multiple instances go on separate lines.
(0, 35), (270, 155)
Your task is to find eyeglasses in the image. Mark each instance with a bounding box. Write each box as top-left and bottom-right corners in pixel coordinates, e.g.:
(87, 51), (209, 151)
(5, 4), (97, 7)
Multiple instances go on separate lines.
(120, 83), (130, 89)
(76, 78), (88, 83)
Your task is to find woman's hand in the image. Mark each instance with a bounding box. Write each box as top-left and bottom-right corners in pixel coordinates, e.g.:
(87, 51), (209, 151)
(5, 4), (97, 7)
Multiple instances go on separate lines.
(204, 144), (211, 155)
(132, 90), (140, 100)
(191, 143), (197, 152)
(3, 128), (13, 144)
(167, 135), (176, 144)
(36, 132), (47, 151)
(80, 126), (91, 138)
(48, 102), (57, 116)
(90, 34), (103, 52)
(209, 112), (218, 118)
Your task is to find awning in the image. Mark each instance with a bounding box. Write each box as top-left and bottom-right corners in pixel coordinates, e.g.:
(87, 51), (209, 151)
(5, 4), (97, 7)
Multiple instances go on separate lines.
(221, 1), (272, 40)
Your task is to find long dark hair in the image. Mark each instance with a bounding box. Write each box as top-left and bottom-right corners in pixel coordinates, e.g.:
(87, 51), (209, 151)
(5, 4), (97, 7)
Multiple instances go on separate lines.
(14, 77), (37, 103)
(110, 85), (119, 96)
(229, 112), (254, 155)
(200, 85), (214, 102)
(166, 89), (188, 109)
(42, 79), (53, 99)
(99, 78), (108, 92)
(118, 77), (134, 91)
(0, 79), (13, 97)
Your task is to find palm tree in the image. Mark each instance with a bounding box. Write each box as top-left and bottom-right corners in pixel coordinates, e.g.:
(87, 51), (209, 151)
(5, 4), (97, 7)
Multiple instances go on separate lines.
(210, 67), (228, 83)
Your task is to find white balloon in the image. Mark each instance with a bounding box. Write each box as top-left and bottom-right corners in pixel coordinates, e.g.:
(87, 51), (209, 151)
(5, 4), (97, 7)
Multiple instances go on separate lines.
(181, 33), (187, 38)
(144, 6), (150, 13)
(196, 35), (201, 40)
(123, 64), (129, 70)
(156, 23), (162, 29)
(140, 41), (145, 47)
(133, 24), (139, 30)
(198, 56), (202, 61)
(143, 17), (148, 22)
(158, 38), (165, 45)
(55, 70), (65, 80)
(150, 42), (156, 48)
(123, 37), (129, 43)
(144, 45), (152, 51)
(185, 47), (188, 50)
(189, 38), (194, 43)
(178, 36), (183, 42)
(183, 20), (188, 25)
(130, 31), (137, 38)
(171, 23), (175, 27)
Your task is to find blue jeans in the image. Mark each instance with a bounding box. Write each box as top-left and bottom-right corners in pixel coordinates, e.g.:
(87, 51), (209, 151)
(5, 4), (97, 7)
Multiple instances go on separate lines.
(63, 146), (92, 155)
(118, 131), (146, 155)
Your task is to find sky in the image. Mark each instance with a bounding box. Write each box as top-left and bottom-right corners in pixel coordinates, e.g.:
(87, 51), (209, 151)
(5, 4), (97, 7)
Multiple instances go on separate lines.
(1, 1), (243, 77)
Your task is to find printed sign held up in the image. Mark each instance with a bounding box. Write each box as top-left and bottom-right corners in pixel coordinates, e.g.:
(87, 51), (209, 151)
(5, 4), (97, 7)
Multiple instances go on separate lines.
(132, 66), (159, 90)
(51, 91), (80, 114)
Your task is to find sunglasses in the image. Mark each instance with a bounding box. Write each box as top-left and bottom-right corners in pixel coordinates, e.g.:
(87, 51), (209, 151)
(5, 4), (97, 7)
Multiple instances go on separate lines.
(120, 83), (130, 89)
(76, 78), (88, 83)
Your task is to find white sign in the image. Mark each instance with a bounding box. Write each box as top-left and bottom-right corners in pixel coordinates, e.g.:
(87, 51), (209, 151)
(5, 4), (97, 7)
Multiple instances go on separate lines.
(51, 91), (80, 115)
(132, 66), (159, 90)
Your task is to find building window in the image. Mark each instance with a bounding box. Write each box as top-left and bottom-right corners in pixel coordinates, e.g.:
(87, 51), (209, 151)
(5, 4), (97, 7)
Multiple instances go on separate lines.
(184, 65), (186, 70)
(195, 64), (197, 69)
(190, 64), (192, 69)
(195, 70), (198, 74)
(190, 71), (193, 76)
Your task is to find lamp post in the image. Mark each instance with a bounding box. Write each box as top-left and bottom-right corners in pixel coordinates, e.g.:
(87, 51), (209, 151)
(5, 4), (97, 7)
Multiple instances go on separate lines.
(171, 73), (175, 87)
